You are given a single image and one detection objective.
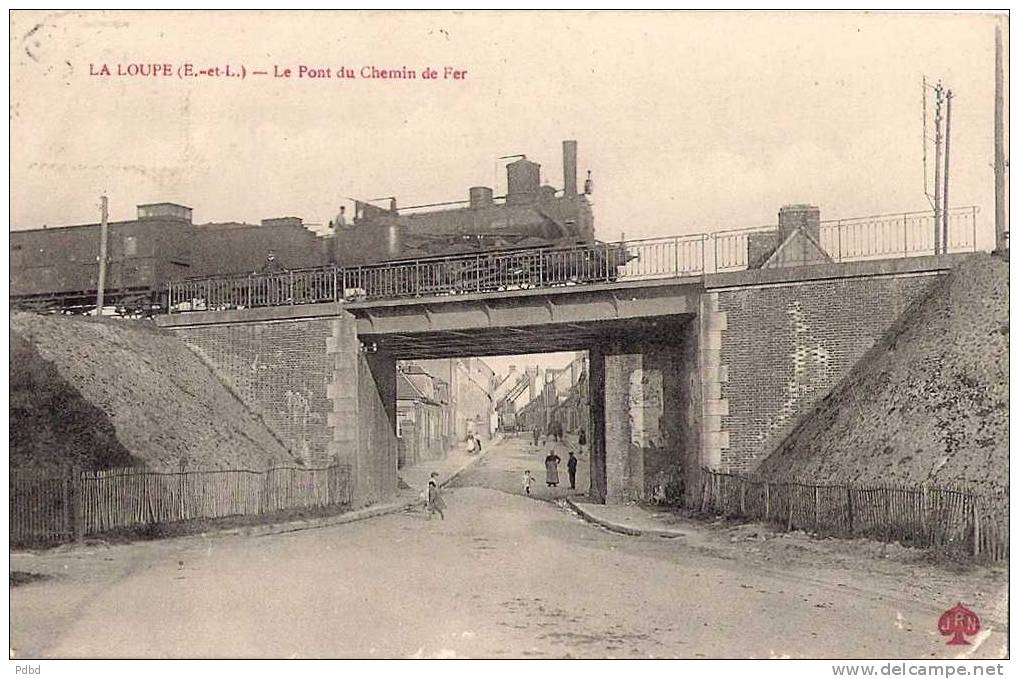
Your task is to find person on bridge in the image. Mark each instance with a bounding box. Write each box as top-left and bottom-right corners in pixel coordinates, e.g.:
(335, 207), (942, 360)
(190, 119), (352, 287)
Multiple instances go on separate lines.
(259, 251), (285, 304)
(544, 451), (561, 488)
(260, 251), (283, 274)
(567, 451), (578, 490)
(332, 205), (348, 230)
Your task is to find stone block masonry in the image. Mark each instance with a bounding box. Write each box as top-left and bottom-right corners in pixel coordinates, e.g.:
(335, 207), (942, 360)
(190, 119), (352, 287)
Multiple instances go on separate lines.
(714, 271), (945, 473)
(598, 324), (700, 504)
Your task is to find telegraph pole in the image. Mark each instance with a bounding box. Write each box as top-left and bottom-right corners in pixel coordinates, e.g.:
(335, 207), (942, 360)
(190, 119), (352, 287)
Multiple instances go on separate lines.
(942, 89), (953, 252)
(96, 195), (109, 313)
(923, 76), (931, 209)
(994, 21), (1009, 252)
(932, 82), (944, 255)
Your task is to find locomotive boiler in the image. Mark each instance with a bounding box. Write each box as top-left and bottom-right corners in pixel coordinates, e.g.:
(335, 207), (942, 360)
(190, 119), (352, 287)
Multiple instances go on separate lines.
(330, 140), (595, 266)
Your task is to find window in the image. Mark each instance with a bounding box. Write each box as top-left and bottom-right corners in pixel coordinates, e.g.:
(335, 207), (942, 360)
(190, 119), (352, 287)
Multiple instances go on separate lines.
(123, 236), (138, 256)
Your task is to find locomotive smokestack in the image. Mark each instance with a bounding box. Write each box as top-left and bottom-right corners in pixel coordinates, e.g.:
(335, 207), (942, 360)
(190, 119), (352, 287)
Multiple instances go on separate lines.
(563, 140), (578, 196)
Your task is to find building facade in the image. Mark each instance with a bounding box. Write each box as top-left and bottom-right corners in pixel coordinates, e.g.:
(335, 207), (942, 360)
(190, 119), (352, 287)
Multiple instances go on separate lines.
(418, 358), (497, 443)
(396, 365), (449, 468)
(513, 353), (589, 437)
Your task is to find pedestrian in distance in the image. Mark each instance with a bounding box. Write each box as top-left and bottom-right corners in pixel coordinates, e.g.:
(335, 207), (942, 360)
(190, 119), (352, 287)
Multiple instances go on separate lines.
(533, 427), (540, 447)
(545, 450), (561, 488)
(567, 451), (578, 490)
(427, 472), (446, 520)
(466, 433), (478, 455)
(578, 427), (587, 452)
(523, 470), (533, 495)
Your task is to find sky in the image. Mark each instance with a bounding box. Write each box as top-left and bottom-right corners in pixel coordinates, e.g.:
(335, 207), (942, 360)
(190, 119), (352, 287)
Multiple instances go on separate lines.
(10, 11), (1007, 253)
(483, 352), (579, 383)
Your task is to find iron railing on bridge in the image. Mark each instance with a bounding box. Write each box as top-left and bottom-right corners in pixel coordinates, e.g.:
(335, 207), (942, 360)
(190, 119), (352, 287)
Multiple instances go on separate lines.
(168, 234), (707, 312)
(820, 206), (979, 262)
(710, 205), (980, 272)
(166, 206), (979, 312)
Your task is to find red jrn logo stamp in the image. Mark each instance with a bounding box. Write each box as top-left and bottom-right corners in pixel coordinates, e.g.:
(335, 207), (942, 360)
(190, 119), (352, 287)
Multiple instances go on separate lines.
(938, 603), (981, 645)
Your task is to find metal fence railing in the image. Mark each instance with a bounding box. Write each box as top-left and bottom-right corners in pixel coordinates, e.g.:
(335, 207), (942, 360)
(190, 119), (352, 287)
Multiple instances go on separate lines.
(10, 464), (352, 547)
(700, 469), (1008, 562)
(166, 207), (980, 312)
(819, 206), (979, 262)
(168, 235), (707, 311)
(710, 225), (778, 272)
(168, 267), (340, 313)
(339, 236), (706, 300)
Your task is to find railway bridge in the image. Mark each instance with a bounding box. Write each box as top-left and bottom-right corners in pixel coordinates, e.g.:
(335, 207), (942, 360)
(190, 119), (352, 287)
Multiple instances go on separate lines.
(156, 206), (978, 505)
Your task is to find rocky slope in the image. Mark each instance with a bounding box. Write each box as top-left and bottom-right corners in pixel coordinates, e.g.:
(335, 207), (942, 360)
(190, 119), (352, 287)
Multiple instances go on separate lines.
(10, 312), (298, 472)
(755, 253), (1008, 499)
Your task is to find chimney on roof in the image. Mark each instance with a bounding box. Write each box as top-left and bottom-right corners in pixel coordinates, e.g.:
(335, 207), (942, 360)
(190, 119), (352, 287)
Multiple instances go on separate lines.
(563, 140), (578, 196)
(778, 204), (821, 243)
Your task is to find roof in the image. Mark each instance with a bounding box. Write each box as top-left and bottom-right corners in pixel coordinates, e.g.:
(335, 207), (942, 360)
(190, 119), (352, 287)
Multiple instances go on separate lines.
(397, 371), (441, 405)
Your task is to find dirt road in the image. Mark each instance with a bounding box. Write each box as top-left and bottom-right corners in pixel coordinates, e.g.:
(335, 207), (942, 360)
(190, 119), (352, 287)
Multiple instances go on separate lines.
(10, 438), (1007, 659)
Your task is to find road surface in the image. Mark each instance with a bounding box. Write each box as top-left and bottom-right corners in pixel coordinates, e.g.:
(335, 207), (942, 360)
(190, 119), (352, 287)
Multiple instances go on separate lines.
(9, 437), (1007, 658)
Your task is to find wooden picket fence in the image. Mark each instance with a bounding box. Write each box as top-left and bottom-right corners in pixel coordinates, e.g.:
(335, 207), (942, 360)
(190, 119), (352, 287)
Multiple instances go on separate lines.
(699, 469), (1009, 562)
(9, 471), (72, 546)
(11, 464), (352, 546)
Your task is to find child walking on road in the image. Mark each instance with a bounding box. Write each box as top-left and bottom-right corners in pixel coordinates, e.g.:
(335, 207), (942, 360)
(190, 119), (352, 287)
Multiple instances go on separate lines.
(427, 472), (446, 520)
(523, 470), (533, 495)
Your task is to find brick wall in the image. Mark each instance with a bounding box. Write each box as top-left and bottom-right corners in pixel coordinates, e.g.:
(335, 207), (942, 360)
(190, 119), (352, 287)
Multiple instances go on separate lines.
(170, 312), (398, 506)
(715, 272), (945, 472)
(174, 319), (334, 466)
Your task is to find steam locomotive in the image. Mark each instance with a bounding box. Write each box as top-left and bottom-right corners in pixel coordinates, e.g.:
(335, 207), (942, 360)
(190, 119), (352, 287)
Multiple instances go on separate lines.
(10, 141), (615, 314)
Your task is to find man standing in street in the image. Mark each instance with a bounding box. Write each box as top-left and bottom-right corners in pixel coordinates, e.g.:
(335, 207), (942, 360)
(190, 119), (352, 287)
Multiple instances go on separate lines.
(567, 451), (578, 490)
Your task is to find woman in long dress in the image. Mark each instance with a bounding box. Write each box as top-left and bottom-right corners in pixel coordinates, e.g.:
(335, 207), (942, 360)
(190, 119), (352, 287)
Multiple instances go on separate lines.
(544, 451), (561, 488)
